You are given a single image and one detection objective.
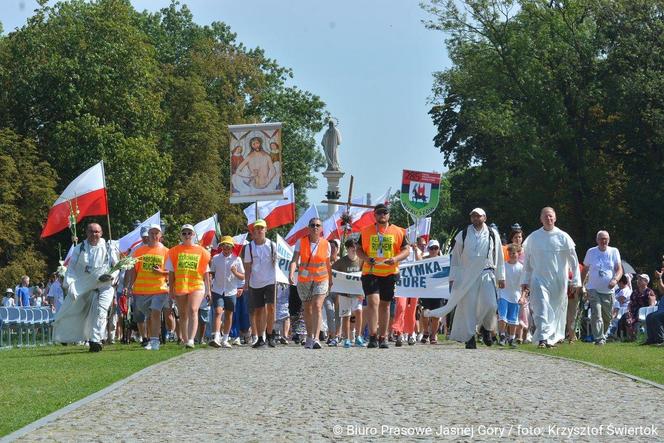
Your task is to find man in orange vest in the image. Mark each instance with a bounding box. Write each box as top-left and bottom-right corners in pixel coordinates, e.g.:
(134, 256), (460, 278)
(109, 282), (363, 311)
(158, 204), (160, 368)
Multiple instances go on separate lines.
(125, 224), (169, 350)
(356, 204), (411, 348)
(289, 217), (333, 349)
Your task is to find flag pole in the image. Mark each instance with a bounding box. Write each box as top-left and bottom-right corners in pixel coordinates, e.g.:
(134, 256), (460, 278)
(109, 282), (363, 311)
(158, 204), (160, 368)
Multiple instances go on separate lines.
(100, 160), (113, 240)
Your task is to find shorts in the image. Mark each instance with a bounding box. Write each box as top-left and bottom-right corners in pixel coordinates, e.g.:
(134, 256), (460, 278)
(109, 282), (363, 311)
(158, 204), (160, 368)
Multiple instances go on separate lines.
(275, 284), (290, 321)
(212, 291), (236, 312)
(198, 308), (210, 324)
(498, 298), (520, 326)
(134, 294), (168, 318)
(420, 297), (445, 311)
(338, 295), (363, 317)
(297, 280), (329, 302)
(248, 285), (276, 310)
(361, 274), (398, 302)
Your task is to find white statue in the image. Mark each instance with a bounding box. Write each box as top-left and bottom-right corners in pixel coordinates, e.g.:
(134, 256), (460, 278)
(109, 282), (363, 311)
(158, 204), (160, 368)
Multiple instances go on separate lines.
(321, 120), (342, 171)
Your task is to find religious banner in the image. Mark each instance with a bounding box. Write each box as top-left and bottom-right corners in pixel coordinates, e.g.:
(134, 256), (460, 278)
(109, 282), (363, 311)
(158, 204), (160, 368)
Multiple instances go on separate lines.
(229, 122), (284, 203)
(275, 234), (294, 284)
(331, 255), (451, 299)
(399, 170), (441, 218)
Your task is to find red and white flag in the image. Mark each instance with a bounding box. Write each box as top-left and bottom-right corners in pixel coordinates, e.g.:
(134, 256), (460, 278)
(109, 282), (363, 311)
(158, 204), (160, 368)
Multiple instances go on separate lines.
(62, 244), (76, 266)
(232, 233), (248, 257)
(284, 205), (319, 246)
(194, 215), (218, 247)
(118, 211), (161, 254)
(406, 217), (432, 243)
(41, 162), (108, 238)
(243, 183), (295, 230)
(350, 188), (391, 232)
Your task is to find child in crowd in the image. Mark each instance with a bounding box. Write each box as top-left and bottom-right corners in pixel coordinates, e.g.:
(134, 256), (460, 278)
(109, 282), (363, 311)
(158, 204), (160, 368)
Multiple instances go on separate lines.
(333, 239), (365, 348)
(274, 283), (290, 344)
(497, 244), (525, 347)
(607, 273), (632, 339)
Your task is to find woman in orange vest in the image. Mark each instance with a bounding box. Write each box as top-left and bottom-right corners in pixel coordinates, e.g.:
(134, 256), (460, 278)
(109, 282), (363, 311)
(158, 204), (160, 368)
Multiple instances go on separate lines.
(289, 217), (333, 349)
(166, 224), (211, 349)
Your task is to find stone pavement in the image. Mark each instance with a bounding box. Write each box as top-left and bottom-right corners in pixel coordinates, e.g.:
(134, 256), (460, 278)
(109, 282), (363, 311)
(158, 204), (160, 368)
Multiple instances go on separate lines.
(15, 342), (664, 442)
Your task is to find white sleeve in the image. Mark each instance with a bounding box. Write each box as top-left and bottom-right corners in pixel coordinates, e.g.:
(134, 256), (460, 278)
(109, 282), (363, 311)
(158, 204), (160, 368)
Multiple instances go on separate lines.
(243, 243), (252, 264)
(294, 239), (301, 253)
(165, 257), (174, 272)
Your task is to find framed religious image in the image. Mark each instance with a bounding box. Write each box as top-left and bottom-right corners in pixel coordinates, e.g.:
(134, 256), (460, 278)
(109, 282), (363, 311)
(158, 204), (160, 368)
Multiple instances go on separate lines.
(228, 122), (284, 203)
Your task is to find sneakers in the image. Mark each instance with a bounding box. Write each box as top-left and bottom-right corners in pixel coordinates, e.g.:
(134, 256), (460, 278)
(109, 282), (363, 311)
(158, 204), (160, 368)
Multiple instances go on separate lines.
(537, 340), (546, 349)
(343, 339), (352, 348)
(231, 337), (241, 346)
(481, 328), (493, 347)
(378, 336), (389, 349)
(267, 334), (276, 348)
(278, 336), (289, 345)
(89, 342), (103, 353)
(252, 336), (266, 349)
(249, 336), (258, 346)
(594, 339), (606, 346)
(420, 334), (429, 344)
(429, 336), (438, 345)
(220, 339), (232, 349)
(145, 339), (160, 351)
(354, 336), (366, 347)
(508, 339), (518, 348)
(312, 340), (322, 349)
(304, 337), (313, 349)
(465, 336), (476, 349)
(407, 335), (416, 346)
(498, 336), (507, 346)
(141, 337), (150, 348)
(395, 335), (403, 347)
(208, 338), (222, 348)
(185, 340), (195, 349)
(416, 333), (423, 342)
(328, 338), (338, 347)
(367, 335), (378, 348)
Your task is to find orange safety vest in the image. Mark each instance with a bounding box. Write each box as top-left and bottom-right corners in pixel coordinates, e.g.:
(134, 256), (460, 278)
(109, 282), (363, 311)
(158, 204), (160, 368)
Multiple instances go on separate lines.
(168, 244), (211, 295)
(298, 236), (330, 283)
(360, 224), (406, 276)
(132, 244), (169, 295)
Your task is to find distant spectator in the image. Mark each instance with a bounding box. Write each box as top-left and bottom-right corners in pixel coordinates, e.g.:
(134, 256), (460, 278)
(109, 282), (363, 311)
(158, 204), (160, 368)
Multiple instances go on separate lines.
(642, 270), (664, 345)
(16, 275), (30, 307)
(620, 274), (657, 340)
(2, 289), (15, 307)
(607, 274), (632, 339)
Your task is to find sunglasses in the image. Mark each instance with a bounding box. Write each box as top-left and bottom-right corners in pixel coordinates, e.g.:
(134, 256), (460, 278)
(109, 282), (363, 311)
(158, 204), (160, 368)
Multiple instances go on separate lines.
(181, 231), (194, 236)
(375, 210), (389, 215)
(309, 223), (322, 228)
(428, 246), (440, 249)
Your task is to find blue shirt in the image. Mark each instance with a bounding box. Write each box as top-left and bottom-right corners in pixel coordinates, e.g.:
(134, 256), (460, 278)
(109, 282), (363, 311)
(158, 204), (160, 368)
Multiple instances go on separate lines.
(16, 287), (30, 307)
(658, 296), (664, 313)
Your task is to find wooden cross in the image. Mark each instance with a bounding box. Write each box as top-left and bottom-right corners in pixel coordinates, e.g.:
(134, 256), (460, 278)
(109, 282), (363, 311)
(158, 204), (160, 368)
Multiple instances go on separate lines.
(321, 175), (376, 210)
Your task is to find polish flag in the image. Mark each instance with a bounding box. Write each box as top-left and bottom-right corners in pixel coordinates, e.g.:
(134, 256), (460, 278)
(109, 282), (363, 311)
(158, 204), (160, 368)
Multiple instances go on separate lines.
(350, 188), (391, 232)
(284, 205), (319, 246)
(194, 215), (218, 247)
(118, 211), (161, 254)
(243, 183), (296, 230)
(41, 162), (108, 238)
(232, 233), (248, 257)
(406, 217), (432, 243)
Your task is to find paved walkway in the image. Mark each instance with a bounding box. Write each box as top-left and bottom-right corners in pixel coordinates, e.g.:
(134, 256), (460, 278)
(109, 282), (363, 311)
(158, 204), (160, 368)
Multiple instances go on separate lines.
(15, 342), (664, 442)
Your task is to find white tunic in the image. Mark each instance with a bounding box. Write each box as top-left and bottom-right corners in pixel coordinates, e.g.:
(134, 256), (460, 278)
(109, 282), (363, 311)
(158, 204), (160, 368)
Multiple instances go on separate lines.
(425, 224), (505, 342)
(521, 227), (581, 344)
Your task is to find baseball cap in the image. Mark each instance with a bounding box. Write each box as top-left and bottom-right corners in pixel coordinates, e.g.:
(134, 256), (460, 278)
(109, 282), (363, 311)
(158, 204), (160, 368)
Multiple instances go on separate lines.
(469, 208), (486, 217)
(637, 273), (650, 283)
(374, 203), (389, 213)
(220, 235), (235, 246)
(427, 239), (440, 249)
(254, 219), (267, 229)
(147, 223), (161, 232)
(5, 288), (13, 294)
(180, 224), (195, 232)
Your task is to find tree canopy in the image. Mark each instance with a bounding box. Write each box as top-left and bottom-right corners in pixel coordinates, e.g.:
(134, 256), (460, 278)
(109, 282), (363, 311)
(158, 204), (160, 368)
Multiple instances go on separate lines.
(0, 0), (327, 288)
(423, 0), (664, 269)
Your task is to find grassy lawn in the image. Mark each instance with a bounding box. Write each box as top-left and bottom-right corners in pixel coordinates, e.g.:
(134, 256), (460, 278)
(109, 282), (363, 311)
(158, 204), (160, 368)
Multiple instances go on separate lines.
(0, 343), (187, 437)
(518, 340), (664, 385)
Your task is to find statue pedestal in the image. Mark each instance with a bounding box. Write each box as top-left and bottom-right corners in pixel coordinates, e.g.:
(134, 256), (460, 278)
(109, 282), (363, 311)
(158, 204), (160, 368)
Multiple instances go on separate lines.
(322, 170), (345, 217)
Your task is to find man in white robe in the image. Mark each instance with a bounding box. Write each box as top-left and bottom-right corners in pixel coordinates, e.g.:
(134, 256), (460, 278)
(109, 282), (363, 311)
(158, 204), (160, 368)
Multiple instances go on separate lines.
(521, 207), (581, 348)
(424, 208), (505, 349)
(54, 223), (120, 352)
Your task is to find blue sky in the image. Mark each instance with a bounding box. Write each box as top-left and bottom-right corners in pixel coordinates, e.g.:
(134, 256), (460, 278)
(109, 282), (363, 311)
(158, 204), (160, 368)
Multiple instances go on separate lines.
(2, 0), (451, 213)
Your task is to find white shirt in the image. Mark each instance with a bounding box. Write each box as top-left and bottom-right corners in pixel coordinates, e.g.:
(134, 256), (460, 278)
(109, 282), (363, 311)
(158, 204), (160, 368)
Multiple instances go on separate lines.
(583, 246), (621, 292)
(243, 239), (276, 288)
(499, 262), (524, 304)
(48, 280), (65, 312)
(211, 253), (244, 296)
(2, 296), (15, 307)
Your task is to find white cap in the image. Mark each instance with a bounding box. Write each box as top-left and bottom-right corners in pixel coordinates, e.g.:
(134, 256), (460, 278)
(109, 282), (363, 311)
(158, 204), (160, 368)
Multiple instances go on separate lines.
(147, 223), (162, 232)
(427, 239), (440, 249)
(469, 208), (486, 217)
(637, 273), (650, 283)
(139, 226), (149, 237)
(181, 224), (195, 232)
(5, 288), (13, 294)
(330, 239), (340, 248)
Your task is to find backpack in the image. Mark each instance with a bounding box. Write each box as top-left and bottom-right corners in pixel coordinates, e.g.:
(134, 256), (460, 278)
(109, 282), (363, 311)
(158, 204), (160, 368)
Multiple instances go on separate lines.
(451, 226), (498, 264)
(245, 239), (276, 265)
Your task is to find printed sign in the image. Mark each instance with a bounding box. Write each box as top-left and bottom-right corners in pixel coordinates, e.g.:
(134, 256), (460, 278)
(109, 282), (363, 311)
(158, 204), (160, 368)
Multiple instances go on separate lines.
(400, 170), (441, 218)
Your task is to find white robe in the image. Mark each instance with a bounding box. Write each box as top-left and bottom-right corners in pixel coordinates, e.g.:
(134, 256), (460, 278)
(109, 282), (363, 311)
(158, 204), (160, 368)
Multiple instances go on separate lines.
(54, 239), (120, 343)
(425, 225), (505, 342)
(521, 227), (581, 344)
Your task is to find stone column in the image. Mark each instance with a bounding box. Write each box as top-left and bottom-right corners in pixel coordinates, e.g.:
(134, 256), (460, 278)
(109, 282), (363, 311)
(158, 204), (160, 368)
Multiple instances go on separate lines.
(322, 170), (345, 216)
